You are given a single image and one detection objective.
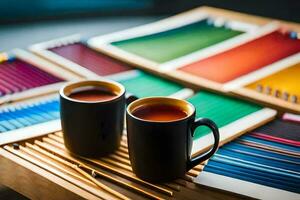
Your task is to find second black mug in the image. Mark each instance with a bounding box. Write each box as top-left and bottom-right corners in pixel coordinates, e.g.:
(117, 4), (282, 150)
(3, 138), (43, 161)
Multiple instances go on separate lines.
(126, 97), (220, 182)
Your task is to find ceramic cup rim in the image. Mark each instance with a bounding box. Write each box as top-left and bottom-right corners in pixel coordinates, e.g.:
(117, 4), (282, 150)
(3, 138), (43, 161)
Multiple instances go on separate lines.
(127, 96), (195, 123)
(60, 79), (125, 104)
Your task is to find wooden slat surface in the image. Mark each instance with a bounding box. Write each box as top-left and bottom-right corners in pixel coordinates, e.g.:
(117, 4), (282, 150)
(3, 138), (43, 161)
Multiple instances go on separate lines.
(0, 131), (246, 199)
(0, 148), (100, 200)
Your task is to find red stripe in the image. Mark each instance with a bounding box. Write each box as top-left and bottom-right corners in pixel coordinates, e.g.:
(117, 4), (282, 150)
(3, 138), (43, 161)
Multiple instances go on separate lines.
(250, 132), (300, 147)
(50, 43), (131, 76)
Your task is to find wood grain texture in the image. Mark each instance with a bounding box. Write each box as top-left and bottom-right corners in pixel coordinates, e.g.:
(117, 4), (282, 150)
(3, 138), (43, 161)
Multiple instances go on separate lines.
(0, 149), (101, 200)
(0, 133), (246, 199)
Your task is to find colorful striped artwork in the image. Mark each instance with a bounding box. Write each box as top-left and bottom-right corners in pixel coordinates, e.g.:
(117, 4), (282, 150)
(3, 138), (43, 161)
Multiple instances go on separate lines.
(112, 70), (185, 98)
(49, 43), (131, 76)
(187, 91), (262, 139)
(198, 118), (300, 196)
(111, 19), (243, 63)
(0, 58), (63, 96)
(246, 63), (300, 103)
(1, 7), (299, 199)
(0, 69), (188, 133)
(179, 31), (300, 83)
(0, 70), (186, 133)
(0, 97), (59, 133)
(253, 118), (300, 146)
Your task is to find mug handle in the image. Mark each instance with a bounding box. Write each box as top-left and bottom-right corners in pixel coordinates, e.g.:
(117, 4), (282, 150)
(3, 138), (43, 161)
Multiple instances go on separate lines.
(187, 118), (220, 170)
(125, 93), (138, 105)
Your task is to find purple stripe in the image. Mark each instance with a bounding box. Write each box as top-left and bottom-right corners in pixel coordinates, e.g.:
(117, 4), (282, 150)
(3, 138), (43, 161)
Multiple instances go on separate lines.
(0, 59), (63, 96)
(0, 66), (28, 90)
(14, 60), (62, 82)
(2, 62), (45, 87)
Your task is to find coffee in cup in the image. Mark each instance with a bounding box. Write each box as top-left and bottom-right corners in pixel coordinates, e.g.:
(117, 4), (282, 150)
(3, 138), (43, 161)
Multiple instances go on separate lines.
(126, 97), (219, 182)
(60, 80), (136, 157)
(69, 86), (118, 102)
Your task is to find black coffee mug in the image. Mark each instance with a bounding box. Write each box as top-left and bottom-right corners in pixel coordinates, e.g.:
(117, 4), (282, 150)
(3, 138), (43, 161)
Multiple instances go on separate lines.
(126, 97), (220, 182)
(60, 80), (136, 157)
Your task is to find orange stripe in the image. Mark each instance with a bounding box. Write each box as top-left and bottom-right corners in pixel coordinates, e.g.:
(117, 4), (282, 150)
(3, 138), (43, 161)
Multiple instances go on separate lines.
(180, 31), (300, 83)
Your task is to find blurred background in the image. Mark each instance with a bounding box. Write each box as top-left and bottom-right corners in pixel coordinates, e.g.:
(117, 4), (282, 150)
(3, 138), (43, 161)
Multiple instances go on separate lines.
(1, 0), (300, 23)
(0, 0), (299, 199)
(0, 0), (300, 51)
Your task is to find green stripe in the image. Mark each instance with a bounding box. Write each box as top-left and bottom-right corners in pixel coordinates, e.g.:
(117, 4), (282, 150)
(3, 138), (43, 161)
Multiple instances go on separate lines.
(116, 71), (183, 97)
(111, 19), (243, 63)
(188, 91), (261, 139)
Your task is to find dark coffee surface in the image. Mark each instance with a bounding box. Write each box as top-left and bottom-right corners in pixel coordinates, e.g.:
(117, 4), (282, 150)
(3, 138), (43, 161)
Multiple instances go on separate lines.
(69, 89), (117, 102)
(132, 104), (187, 122)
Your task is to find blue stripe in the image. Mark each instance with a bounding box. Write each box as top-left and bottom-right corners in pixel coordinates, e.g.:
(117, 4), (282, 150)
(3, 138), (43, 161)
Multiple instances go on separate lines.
(212, 154), (300, 179)
(205, 161), (300, 193)
(0, 120), (16, 131)
(0, 113), (24, 129)
(226, 142), (300, 163)
(222, 145), (300, 165)
(0, 124), (7, 132)
(3, 109), (33, 126)
(204, 130), (300, 194)
(217, 148), (300, 172)
(0, 98), (60, 133)
(206, 159), (300, 186)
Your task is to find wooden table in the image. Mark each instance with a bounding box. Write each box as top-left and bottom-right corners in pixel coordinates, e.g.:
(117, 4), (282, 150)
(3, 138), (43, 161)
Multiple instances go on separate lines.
(0, 131), (246, 200)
